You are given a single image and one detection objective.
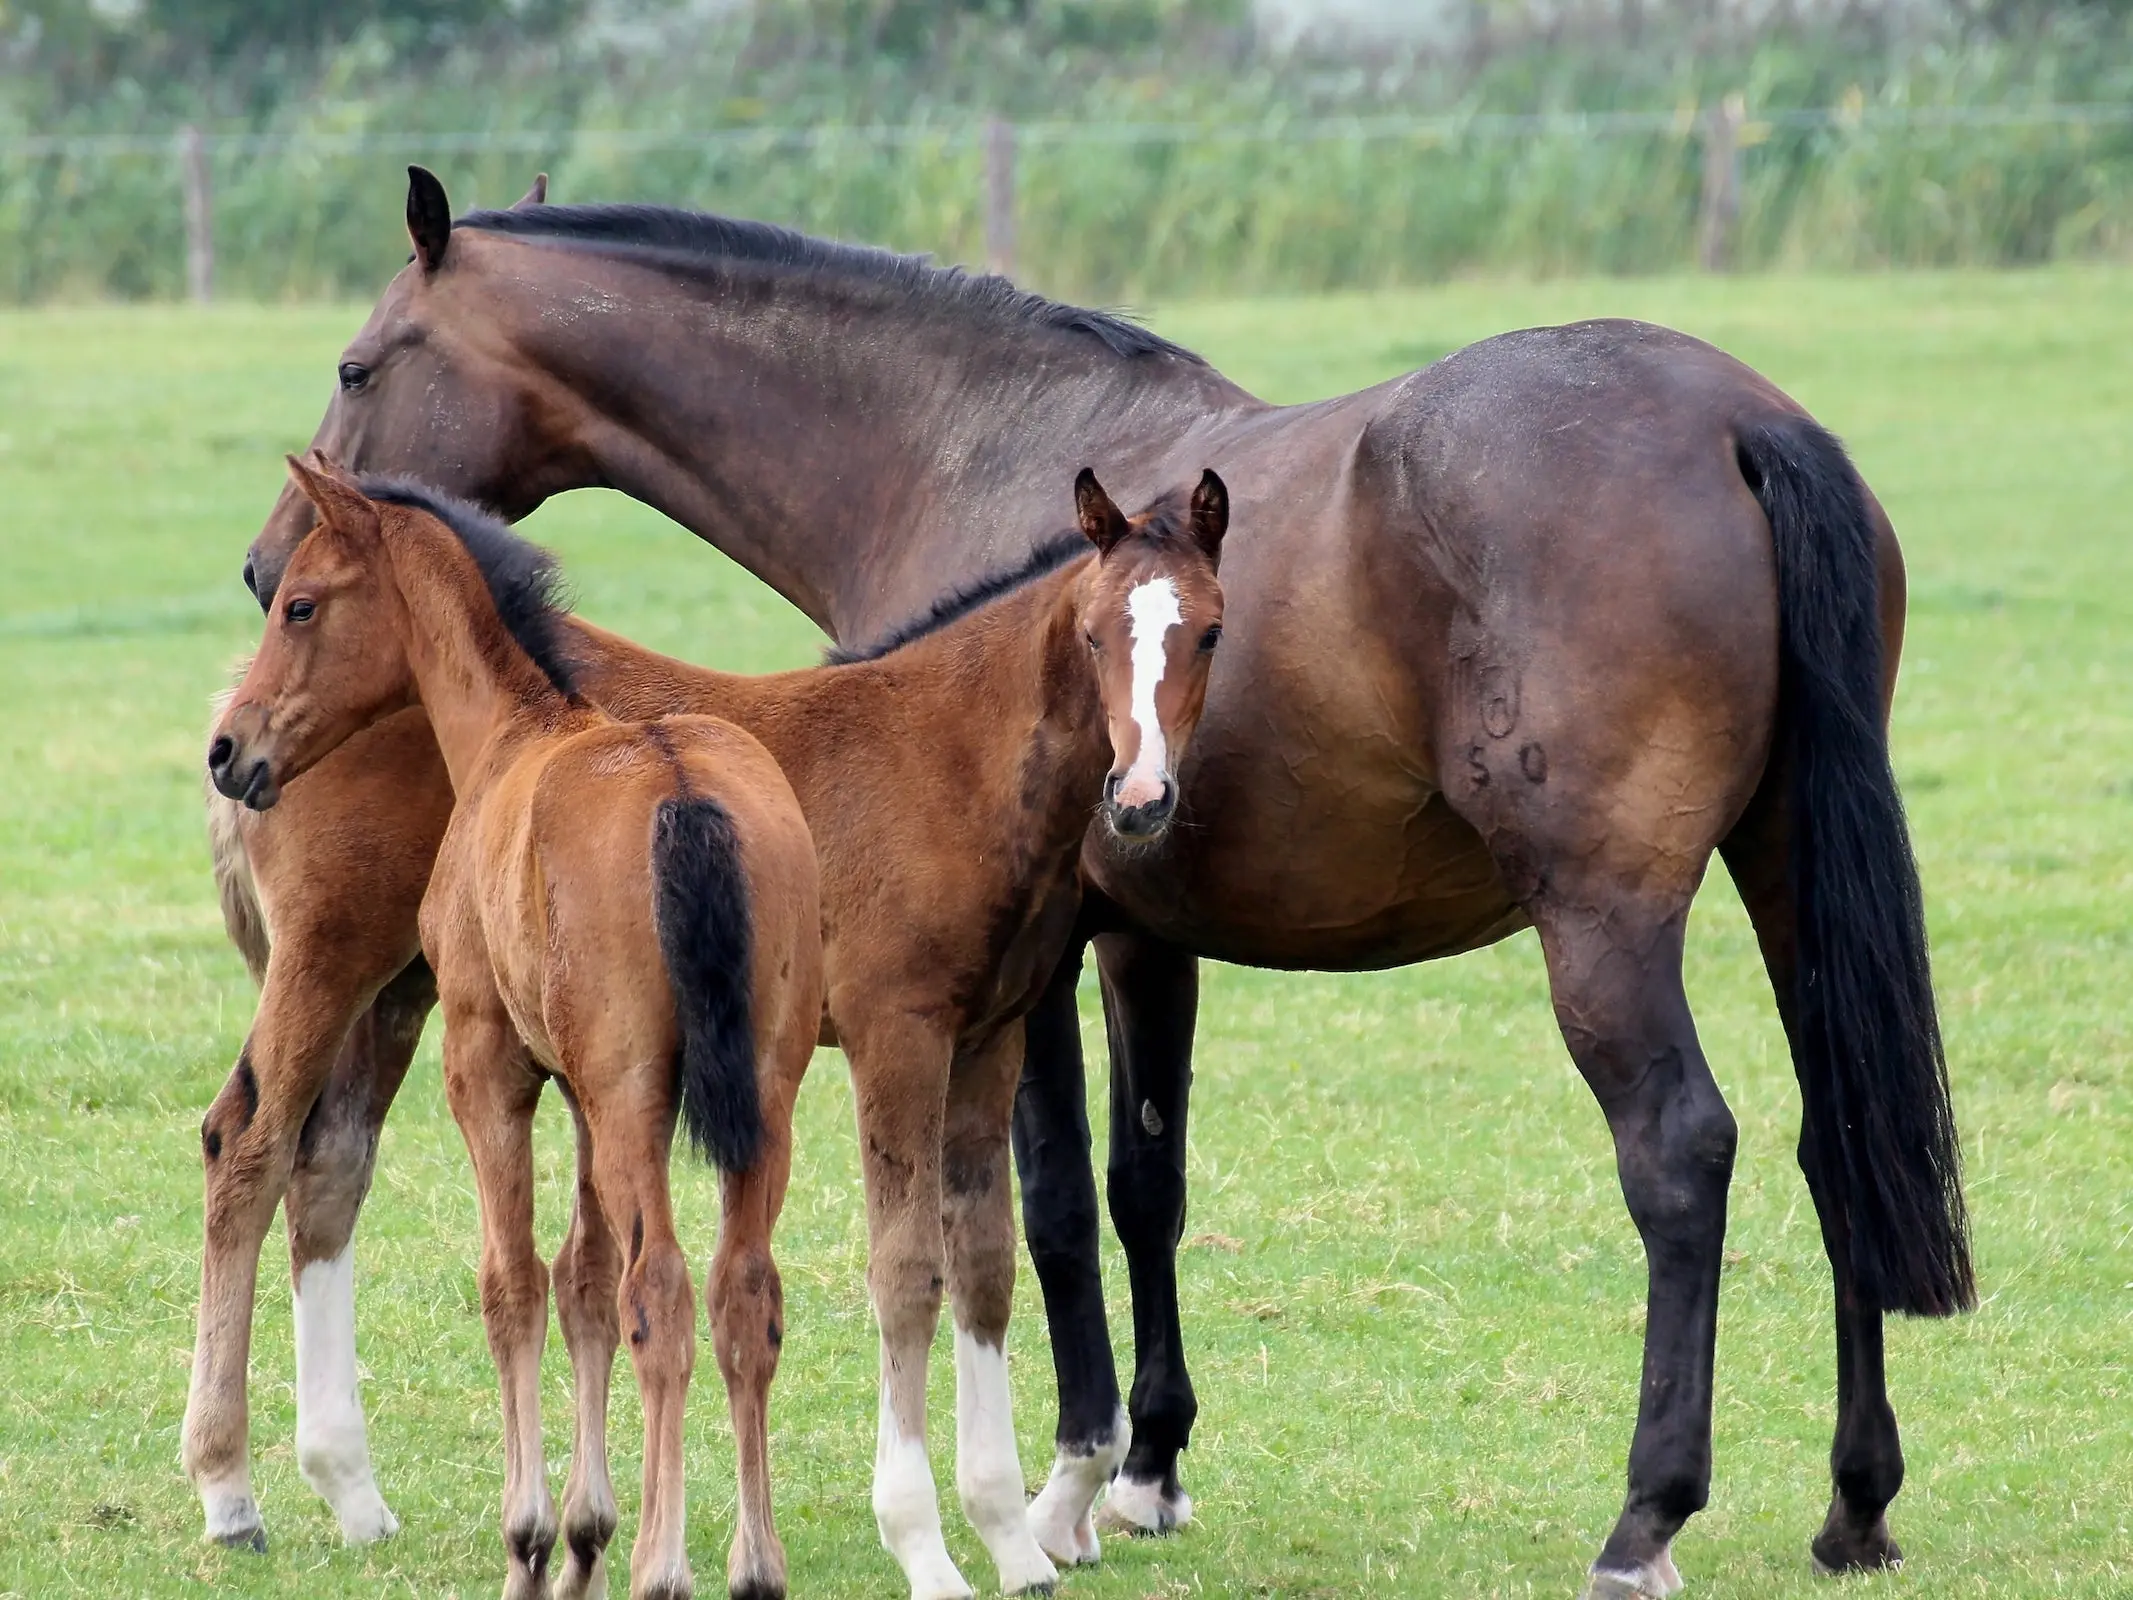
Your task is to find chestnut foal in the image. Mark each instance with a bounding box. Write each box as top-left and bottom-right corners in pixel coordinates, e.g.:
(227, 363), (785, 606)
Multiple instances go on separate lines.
(209, 454), (824, 1600)
(204, 460), (1227, 1599)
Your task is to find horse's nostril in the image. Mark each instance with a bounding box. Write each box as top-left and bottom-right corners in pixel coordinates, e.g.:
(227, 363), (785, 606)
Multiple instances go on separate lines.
(241, 556), (258, 601)
(1104, 772), (1122, 805)
(208, 735), (233, 772)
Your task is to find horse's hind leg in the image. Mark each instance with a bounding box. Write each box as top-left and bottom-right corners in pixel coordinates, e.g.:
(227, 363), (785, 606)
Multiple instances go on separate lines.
(552, 1097), (622, 1600)
(283, 956), (435, 1544)
(942, 1030), (1057, 1596)
(1530, 878), (1735, 1600)
(708, 1066), (797, 1600)
(1720, 785), (1905, 1574)
(1015, 936), (1128, 1567)
(443, 1002), (557, 1600)
(1091, 929), (1200, 1538)
(583, 1083), (699, 1600)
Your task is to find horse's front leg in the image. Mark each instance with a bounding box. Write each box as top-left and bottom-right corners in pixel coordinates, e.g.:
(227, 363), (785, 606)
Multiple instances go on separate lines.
(944, 1030), (1058, 1596)
(282, 955), (435, 1546)
(1014, 937), (1128, 1567)
(184, 949), (385, 1550)
(1091, 928), (1201, 1538)
(848, 1012), (969, 1600)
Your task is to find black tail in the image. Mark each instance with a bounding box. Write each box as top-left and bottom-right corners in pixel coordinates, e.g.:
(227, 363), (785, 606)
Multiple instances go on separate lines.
(651, 796), (762, 1172)
(1737, 417), (1974, 1317)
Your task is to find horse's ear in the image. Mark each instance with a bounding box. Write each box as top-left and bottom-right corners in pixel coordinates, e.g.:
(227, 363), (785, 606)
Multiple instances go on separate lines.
(511, 172), (548, 209)
(406, 165), (452, 272)
(1189, 469), (1229, 566)
(1075, 468), (1129, 557)
(284, 452), (381, 544)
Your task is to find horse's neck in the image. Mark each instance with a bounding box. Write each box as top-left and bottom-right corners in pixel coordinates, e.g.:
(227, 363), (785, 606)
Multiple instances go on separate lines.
(387, 530), (570, 796)
(510, 267), (1256, 641)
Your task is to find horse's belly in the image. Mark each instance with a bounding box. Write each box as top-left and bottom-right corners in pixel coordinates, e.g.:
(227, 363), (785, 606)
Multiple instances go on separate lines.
(1089, 778), (1525, 971)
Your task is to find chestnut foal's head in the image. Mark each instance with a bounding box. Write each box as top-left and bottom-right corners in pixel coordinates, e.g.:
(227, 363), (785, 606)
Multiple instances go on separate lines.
(210, 455), (417, 810)
(1074, 468), (1228, 840)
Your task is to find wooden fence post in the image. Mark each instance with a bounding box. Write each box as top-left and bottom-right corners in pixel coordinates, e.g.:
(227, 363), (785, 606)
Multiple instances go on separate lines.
(1698, 94), (1743, 272)
(179, 125), (213, 304)
(984, 117), (1016, 279)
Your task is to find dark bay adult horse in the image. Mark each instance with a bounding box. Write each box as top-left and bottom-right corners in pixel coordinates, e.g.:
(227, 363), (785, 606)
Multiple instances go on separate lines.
(198, 167), (1970, 1595)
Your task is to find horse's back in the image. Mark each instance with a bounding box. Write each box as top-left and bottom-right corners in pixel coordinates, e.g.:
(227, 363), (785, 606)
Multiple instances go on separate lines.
(1089, 319), (1820, 962)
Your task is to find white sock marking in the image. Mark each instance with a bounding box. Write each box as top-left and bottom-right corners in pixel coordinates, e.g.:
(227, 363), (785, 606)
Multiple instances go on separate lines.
(952, 1328), (1057, 1592)
(1027, 1405), (1129, 1566)
(1120, 577), (1183, 807)
(293, 1245), (398, 1543)
(873, 1366), (971, 1600)
(197, 1466), (264, 1546)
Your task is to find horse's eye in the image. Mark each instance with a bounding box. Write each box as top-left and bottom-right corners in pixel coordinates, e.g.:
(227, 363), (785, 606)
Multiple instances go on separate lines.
(1199, 624), (1223, 652)
(338, 362), (371, 393)
(1085, 632), (1100, 652)
(286, 599), (316, 623)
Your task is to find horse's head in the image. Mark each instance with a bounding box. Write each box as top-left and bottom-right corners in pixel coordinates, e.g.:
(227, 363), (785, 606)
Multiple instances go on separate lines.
(213, 455), (416, 810)
(245, 167), (553, 609)
(1075, 468), (1228, 841)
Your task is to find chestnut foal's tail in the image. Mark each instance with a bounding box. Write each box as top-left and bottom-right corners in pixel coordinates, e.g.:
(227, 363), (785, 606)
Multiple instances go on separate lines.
(1737, 417), (1975, 1318)
(652, 796), (762, 1172)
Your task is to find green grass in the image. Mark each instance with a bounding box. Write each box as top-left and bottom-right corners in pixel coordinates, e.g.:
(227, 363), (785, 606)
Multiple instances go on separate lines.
(2, 270), (2130, 1597)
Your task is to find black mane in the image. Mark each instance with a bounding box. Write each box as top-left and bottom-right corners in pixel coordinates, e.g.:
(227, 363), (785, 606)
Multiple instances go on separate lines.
(825, 532), (1089, 666)
(455, 202), (1204, 366)
(360, 477), (580, 698)
(824, 484), (1203, 666)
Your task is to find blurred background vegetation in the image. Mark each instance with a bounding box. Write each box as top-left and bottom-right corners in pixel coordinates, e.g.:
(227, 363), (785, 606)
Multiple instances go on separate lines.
(2, 0), (2131, 299)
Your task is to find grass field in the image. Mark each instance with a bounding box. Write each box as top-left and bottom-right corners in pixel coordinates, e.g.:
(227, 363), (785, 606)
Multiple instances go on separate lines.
(2, 270), (2130, 1598)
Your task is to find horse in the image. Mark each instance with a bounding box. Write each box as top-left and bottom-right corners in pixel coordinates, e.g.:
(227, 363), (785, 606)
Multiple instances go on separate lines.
(208, 453), (824, 1600)
(209, 455), (1230, 1598)
(199, 168), (1971, 1595)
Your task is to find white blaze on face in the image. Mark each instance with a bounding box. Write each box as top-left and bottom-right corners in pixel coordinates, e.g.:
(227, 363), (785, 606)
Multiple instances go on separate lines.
(1119, 577), (1184, 809)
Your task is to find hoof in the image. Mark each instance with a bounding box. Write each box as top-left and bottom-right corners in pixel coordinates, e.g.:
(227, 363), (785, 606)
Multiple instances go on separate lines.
(1095, 1472), (1191, 1537)
(198, 1475), (267, 1552)
(1584, 1548), (1682, 1600)
(1812, 1511), (1902, 1575)
(728, 1578), (785, 1600)
(212, 1523), (269, 1555)
(1029, 1414), (1128, 1567)
(333, 1490), (401, 1546)
(993, 1541), (1059, 1596)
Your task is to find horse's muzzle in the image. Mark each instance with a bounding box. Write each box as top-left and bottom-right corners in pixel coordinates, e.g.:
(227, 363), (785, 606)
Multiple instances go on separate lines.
(1104, 772), (1176, 839)
(207, 733), (281, 811)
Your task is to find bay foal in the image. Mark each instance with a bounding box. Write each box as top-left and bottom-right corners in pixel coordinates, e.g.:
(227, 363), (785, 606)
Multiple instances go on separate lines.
(209, 455), (824, 1600)
(207, 459), (1229, 1599)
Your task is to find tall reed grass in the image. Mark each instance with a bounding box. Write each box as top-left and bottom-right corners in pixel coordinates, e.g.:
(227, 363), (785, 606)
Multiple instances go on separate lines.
(5, 36), (2131, 300)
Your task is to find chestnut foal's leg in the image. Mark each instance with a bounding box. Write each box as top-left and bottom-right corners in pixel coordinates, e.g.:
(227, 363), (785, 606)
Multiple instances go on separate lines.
(1720, 792), (1907, 1574)
(1015, 939), (1129, 1569)
(282, 958), (435, 1544)
(553, 1101), (623, 1600)
(849, 1013), (969, 1600)
(584, 1087), (699, 1600)
(942, 1031), (1058, 1595)
(185, 949), (404, 1549)
(443, 1003), (557, 1600)
(709, 1069), (800, 1600)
